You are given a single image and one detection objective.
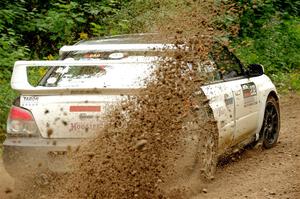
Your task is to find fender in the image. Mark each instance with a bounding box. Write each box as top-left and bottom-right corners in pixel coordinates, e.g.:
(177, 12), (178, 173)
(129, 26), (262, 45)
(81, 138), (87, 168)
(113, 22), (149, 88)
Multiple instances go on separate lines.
(252, 74), (279, 140)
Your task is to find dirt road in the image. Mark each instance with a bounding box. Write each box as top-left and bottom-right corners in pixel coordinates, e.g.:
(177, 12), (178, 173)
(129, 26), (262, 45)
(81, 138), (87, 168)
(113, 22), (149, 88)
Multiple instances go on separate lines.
(196, 94), (300, 199)
(0, 153), (14, 199)
(0, 94), (299, 198)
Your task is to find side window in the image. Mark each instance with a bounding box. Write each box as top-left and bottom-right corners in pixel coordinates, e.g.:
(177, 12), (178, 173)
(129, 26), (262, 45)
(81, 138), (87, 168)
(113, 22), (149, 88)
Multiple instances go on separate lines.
(210, 44), (244, 80)
(200, 60), (222, 82)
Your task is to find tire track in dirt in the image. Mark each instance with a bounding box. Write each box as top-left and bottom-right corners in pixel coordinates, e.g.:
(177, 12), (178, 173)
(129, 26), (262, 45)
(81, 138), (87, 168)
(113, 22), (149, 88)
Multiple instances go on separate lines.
(195, 94), (300, 199)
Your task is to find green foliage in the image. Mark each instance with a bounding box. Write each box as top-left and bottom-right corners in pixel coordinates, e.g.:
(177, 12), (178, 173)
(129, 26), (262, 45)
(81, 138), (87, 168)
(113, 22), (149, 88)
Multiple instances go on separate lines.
(0, 82), (17, 142)
(237, 0), (299, 37)
(27, 67), (48, 87)
(233, 1), (300, 91)
(0, 0), (130, 61)
(0, 2), (28, 140)
(271, 70), (300, 92)
(0, 0), (130, 141)
(234, 18), (300, 73)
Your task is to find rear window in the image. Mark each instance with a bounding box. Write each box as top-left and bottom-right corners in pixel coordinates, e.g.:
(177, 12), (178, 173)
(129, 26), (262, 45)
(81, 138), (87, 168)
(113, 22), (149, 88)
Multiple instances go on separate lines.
(41, 60), (155, 89)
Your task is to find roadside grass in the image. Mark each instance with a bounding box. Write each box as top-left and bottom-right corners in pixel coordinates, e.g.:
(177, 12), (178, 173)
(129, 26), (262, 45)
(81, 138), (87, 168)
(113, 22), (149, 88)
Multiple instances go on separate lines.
(272, 71), (300, 94)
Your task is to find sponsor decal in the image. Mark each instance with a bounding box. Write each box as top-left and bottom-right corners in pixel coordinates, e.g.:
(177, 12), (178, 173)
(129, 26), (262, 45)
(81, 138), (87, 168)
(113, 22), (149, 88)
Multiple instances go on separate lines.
(241, 82), (258, 107)
(79, 113), (94, 120)
(69, 106), (101, 112)
(21, 96), (39, 107)
(84, 53), (102, 58)
(69, 122), (103, 132)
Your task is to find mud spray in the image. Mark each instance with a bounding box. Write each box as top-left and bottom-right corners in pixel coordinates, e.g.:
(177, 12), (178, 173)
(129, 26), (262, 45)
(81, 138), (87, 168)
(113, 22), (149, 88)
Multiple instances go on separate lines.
(13, 1), (240, 198)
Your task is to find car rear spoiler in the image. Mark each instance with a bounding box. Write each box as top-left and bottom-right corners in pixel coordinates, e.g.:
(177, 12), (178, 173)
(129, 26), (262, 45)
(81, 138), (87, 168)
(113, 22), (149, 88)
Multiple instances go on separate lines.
(59, 44), (175, 56)
(11, 60), (150, 95)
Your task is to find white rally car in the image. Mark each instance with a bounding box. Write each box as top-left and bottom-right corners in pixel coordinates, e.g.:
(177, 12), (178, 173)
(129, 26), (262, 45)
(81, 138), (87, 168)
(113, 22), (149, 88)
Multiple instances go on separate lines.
(3, 35), (280, 178)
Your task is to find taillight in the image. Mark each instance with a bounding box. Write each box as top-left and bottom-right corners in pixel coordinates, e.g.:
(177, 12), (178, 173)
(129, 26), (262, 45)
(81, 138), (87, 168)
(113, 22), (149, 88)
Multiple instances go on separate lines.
(7, 106), (39, 137)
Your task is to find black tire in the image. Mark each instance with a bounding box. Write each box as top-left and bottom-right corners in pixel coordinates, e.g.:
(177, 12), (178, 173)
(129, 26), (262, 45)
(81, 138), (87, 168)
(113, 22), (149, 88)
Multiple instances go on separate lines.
(186, 105), (218, 198)
(197, 124), (218, 180)
(181, 104), (218, 181)
(261, 96), (280, 149)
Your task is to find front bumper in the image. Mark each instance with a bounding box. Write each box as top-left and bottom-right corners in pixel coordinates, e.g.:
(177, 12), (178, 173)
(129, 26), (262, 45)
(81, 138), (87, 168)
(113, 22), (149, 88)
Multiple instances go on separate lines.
(2, 137), (83, 178)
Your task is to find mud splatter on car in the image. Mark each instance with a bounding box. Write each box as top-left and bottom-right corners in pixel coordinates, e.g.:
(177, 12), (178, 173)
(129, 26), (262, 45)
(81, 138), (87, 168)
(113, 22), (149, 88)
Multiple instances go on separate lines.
(10, 1), (241, 198)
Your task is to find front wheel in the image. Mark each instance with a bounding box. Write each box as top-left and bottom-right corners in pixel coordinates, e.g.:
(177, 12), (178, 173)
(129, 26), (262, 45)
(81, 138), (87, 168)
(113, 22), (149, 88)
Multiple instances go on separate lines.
(260, 96), (280, 149)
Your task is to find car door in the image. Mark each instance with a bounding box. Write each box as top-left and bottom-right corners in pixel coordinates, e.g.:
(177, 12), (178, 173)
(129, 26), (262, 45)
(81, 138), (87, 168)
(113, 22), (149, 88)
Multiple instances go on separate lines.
(210, 44), (260, 146)
(202, 81), (236, 154)
(200, 61), (235, 154)
(229, 79), (260, 145)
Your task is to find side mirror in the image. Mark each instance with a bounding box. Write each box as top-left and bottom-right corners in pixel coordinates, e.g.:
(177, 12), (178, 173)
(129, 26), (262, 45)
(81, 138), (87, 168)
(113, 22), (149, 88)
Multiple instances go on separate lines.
(246, 64), (264, 77)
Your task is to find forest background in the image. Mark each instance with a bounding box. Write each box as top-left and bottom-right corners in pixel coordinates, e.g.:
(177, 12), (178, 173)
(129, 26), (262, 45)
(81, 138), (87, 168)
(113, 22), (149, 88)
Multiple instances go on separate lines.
(0, 0), (299, 142)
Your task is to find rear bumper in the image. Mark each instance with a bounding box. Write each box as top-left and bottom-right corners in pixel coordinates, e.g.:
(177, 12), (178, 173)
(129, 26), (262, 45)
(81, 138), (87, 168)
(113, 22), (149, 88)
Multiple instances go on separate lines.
(2, 137), (83, 178)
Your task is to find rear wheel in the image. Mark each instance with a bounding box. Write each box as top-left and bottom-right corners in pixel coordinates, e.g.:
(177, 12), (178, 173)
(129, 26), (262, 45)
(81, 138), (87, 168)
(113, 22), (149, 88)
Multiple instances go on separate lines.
(182, 102), (218, 181)
(200, 129), (217, 180)
(170, 103), (218, 194)
(260, 96), (280, 149)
